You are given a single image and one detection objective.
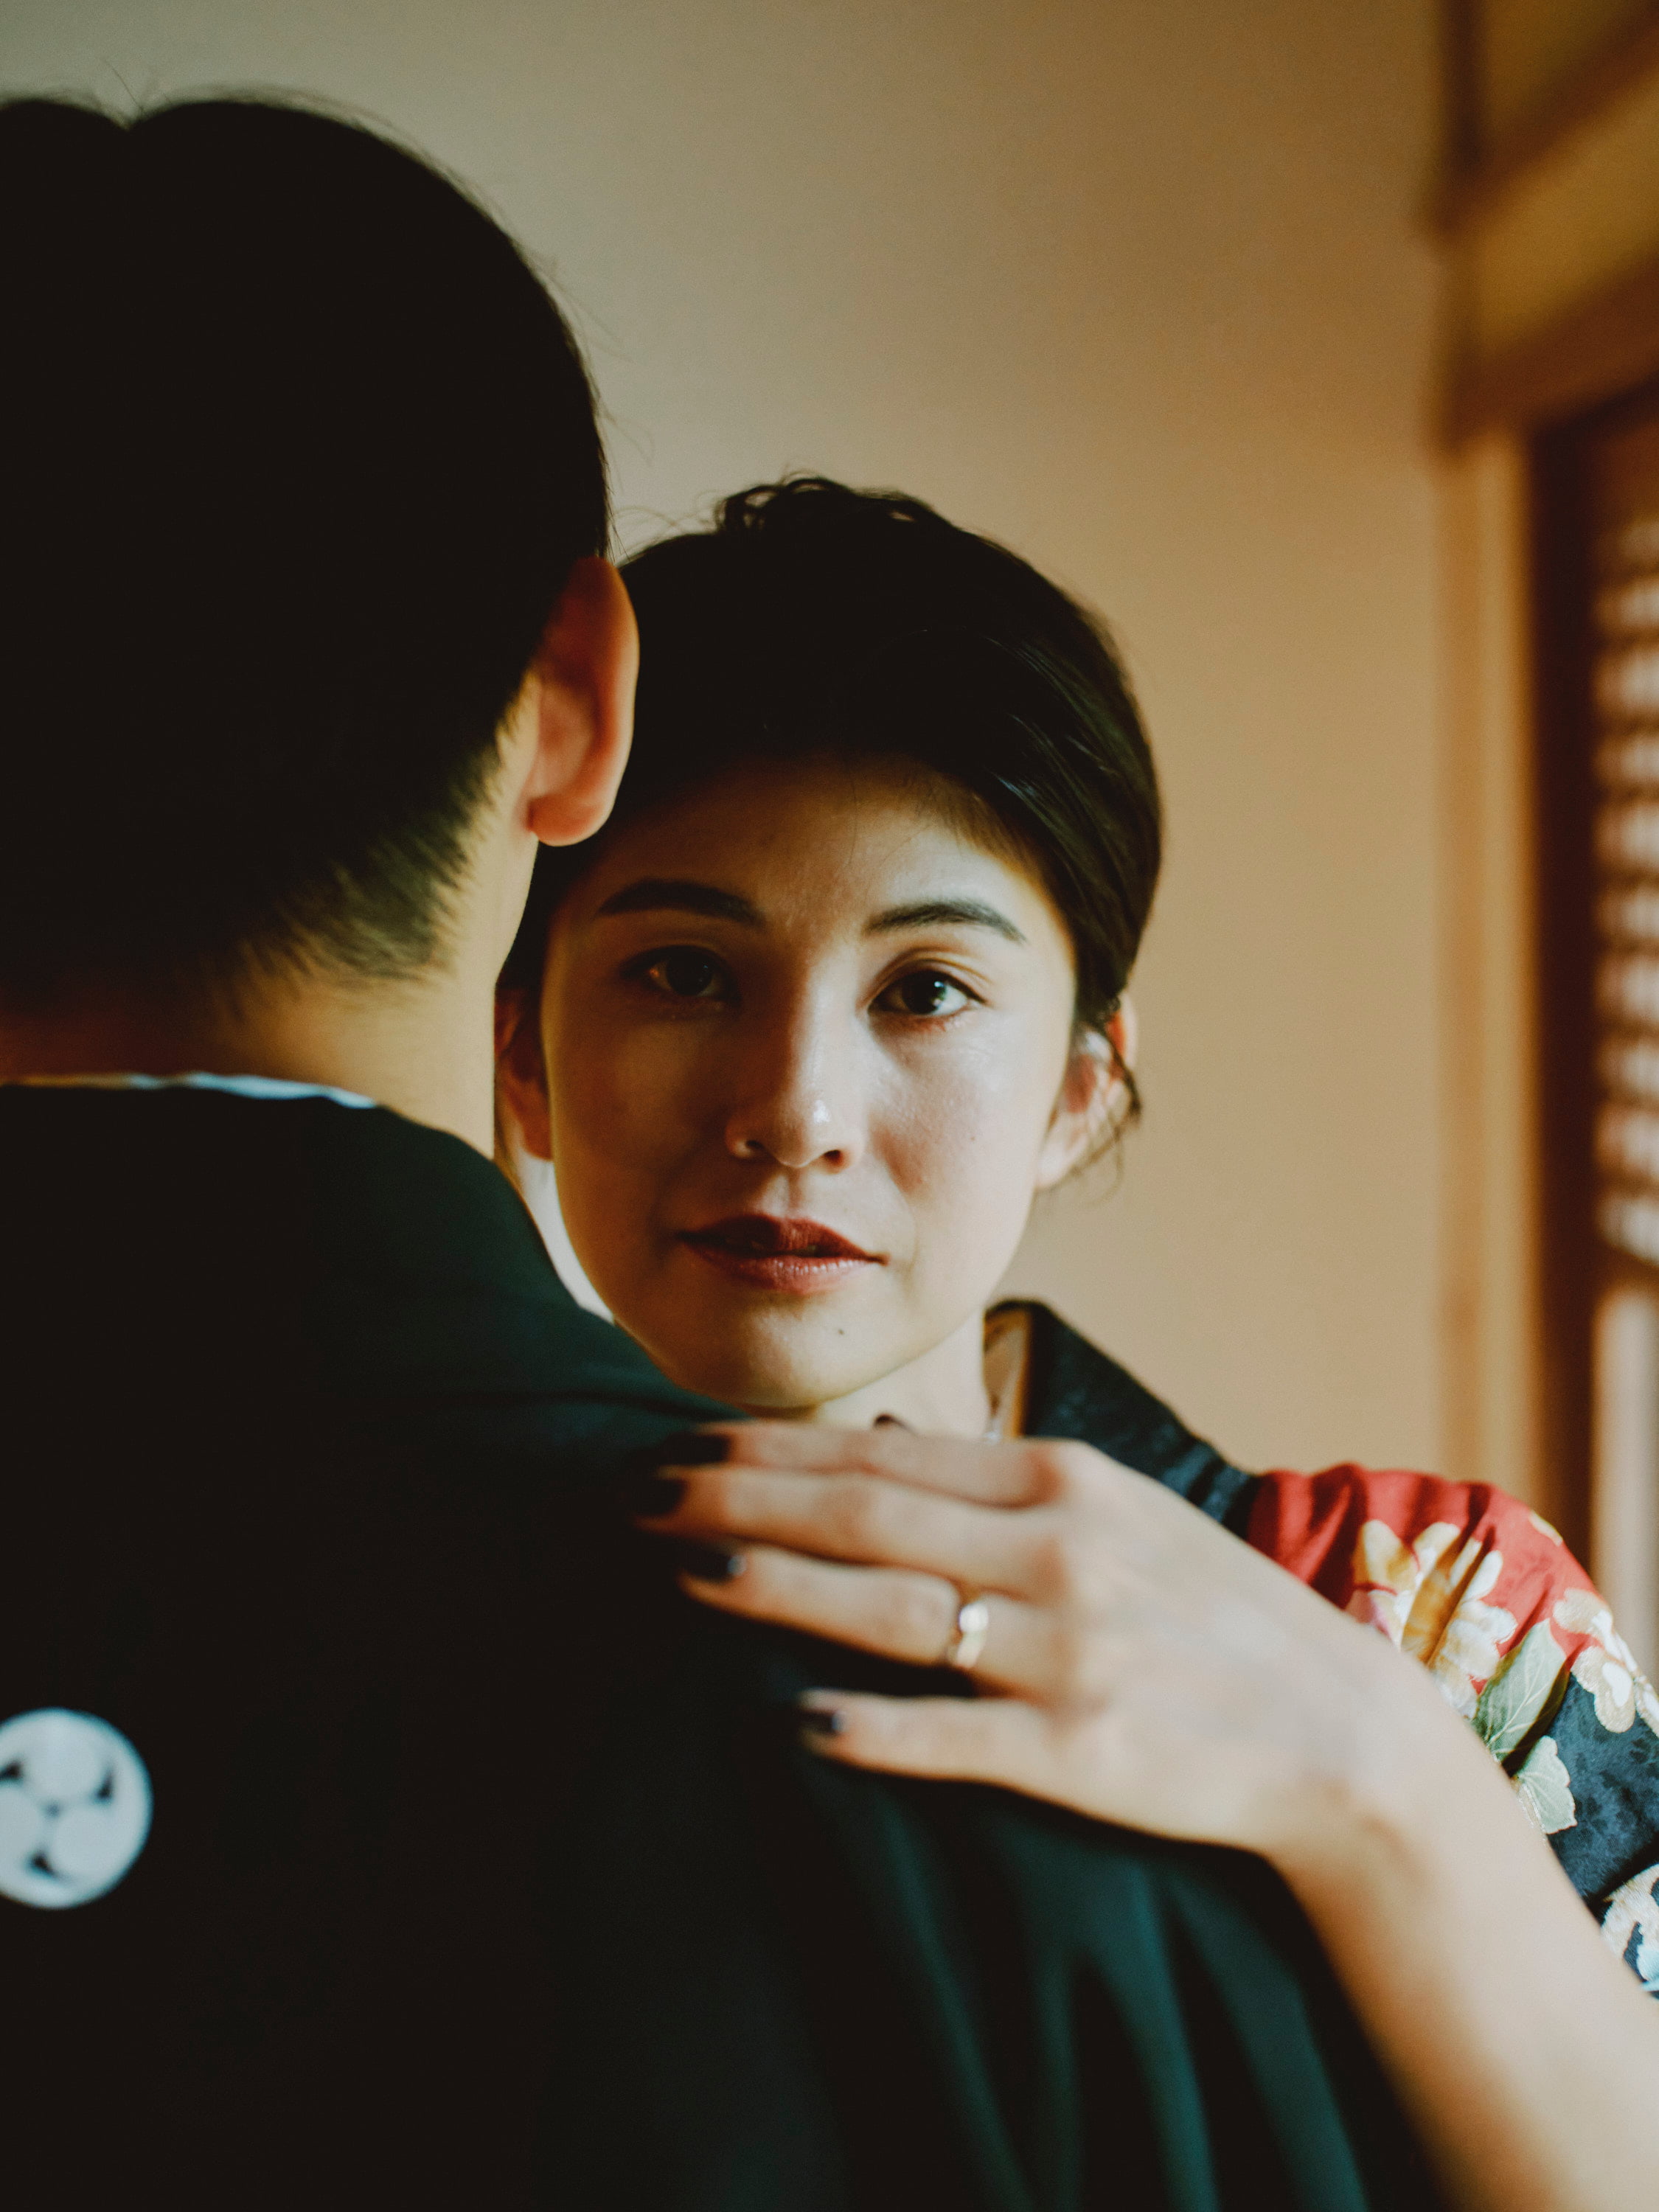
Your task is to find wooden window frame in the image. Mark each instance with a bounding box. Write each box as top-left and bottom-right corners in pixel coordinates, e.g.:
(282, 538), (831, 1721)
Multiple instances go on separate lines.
(1432, 1), (1659, 239)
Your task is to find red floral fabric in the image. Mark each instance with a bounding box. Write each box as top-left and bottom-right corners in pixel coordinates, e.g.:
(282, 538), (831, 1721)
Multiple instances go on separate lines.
(1247, 1469), (1607, 1707)
(1246, 1465), (1659, 1991)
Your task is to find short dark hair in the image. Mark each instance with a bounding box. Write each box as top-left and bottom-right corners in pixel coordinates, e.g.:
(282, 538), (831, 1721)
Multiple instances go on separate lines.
(504, 477), (1161, 1051)
(0, 96), (607, 1004)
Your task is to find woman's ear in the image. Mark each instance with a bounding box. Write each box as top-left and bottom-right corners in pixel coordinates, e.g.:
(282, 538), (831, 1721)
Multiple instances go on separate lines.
(495, 984), (554, 1161)
(1033, 993), (1138, 1191)
(514, 556), (639, 849)
(1108, 993), (1138, 1082)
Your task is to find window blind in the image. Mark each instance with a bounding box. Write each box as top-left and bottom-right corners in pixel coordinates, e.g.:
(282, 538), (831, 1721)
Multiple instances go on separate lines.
(1593, 414), (1659, 1269)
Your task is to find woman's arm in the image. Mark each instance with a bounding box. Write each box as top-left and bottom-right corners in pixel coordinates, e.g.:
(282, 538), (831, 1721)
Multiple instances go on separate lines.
(633, 1422), (1659, 2212)
(1273, 1714), (1659, 2212)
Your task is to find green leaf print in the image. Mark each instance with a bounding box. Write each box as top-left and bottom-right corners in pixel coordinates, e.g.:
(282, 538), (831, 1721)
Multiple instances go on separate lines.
(1513, 1735), (1576, 1834)
(1472, 1621), (1564, 1762)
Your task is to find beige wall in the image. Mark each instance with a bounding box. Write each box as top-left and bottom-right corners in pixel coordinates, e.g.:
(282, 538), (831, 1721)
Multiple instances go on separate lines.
(2, 0), (1444, 1475)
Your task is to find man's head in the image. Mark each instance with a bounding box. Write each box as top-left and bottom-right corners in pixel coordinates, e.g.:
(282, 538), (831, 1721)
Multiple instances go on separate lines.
(1, 96), (628, 1019)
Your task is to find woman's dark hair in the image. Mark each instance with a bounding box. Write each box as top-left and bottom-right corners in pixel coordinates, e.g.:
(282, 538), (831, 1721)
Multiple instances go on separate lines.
(0, 95), (606, 1004)
(506, 477), (1161, 1069)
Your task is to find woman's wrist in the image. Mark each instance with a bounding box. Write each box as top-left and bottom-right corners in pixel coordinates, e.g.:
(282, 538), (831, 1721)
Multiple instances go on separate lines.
(1259, 1635), (1492, 1902)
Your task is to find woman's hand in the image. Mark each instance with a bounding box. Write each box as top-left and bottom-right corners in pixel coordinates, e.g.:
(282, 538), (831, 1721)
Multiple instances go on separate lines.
(633, 1419), (1467, 1871)
(635, 1422), (1659, 2212)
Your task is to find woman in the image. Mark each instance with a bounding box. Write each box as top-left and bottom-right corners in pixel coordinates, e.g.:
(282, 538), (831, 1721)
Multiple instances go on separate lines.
(499, 478), (1659, 2208)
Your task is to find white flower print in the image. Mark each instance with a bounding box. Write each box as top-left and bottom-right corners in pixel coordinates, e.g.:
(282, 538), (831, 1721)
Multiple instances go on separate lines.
(1601, 1863), (1659, 1993)
(1347, 1520), (1517, 1717)
(1554, 1588), (1659, 1737)
(1579, 1646), (1638, 1732)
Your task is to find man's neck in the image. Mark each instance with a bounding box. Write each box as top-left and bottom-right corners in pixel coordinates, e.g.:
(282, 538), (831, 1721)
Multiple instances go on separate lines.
(0, 964), (498, 1155)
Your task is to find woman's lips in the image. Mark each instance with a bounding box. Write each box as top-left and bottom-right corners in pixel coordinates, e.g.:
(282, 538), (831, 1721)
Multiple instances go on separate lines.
(678, 1214), (882, 1295)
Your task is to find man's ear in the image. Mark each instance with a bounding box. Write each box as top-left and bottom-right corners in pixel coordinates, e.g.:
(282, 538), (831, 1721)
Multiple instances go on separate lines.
(514, 556), (639, 848)
(1033, 994), (1138, 1191)
(495, 984), (554, 1161)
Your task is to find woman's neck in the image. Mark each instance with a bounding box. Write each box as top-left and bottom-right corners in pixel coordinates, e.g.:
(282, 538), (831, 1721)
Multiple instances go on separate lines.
(781, 1307), (994, 1436)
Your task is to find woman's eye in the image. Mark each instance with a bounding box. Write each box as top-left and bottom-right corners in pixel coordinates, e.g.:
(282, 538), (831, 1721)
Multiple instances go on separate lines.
(878, 970), (975, 1019)
(632, 947), (732, 1002)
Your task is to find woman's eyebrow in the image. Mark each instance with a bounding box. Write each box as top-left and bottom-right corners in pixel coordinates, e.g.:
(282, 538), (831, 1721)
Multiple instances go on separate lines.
(593, 877), (764, 928)
(867, 899), (1026, 944)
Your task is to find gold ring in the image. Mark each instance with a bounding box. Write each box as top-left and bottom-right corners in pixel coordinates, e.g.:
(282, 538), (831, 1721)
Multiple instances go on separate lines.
(942, 1586), (991, 1672)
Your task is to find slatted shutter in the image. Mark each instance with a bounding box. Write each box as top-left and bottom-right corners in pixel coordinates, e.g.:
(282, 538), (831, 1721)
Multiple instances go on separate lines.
(1536, 384), (1659, 1664)
(1594, 416), (1659, 1259)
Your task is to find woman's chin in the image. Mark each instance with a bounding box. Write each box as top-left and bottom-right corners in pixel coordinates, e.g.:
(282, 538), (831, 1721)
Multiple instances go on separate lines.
(636, 1310), (900, 1416)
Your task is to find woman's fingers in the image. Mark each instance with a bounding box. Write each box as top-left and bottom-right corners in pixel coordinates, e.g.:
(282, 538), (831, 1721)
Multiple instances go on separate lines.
(678, 1542), (1053, 1691)
(646, 1458), (1057, 1596)
(685, 1419), (1098, 1510)
(797, 1689), (1060, 1798)
(639, 1426), (1156, 1609)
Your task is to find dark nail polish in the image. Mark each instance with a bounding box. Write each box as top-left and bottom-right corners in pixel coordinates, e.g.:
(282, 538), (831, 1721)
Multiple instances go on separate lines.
(799, 1707), (847, 1739)
(619, 1470), (686, 1518)
(653, 1429), (732, 1467)
(678, 1543), (748, 1583)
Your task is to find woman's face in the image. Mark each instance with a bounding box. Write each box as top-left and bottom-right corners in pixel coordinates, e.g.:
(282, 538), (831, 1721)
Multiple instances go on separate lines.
(509, 755), (1108, 1413)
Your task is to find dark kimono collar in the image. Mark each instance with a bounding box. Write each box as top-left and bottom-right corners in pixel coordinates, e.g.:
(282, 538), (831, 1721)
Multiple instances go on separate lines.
(1012, 1299), (1262, 1529)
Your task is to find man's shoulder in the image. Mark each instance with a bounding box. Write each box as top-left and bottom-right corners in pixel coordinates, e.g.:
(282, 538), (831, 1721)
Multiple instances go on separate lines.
(0, 1083), (727, 1453)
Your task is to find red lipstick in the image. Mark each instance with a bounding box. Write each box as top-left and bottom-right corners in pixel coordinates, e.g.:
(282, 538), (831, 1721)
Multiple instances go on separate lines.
(679, 1214), (881, 1295)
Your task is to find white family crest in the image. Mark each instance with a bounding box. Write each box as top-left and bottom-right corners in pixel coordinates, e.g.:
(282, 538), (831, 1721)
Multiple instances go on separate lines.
(0, 1708), (152, 1908)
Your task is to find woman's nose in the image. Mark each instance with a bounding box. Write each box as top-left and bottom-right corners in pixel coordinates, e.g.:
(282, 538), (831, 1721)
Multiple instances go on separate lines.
(723, 1017), (865, 1171)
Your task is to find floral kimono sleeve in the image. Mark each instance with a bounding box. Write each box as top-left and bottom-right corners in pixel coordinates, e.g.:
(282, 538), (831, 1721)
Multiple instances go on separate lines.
(1245, 1464), (1659, 1994)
